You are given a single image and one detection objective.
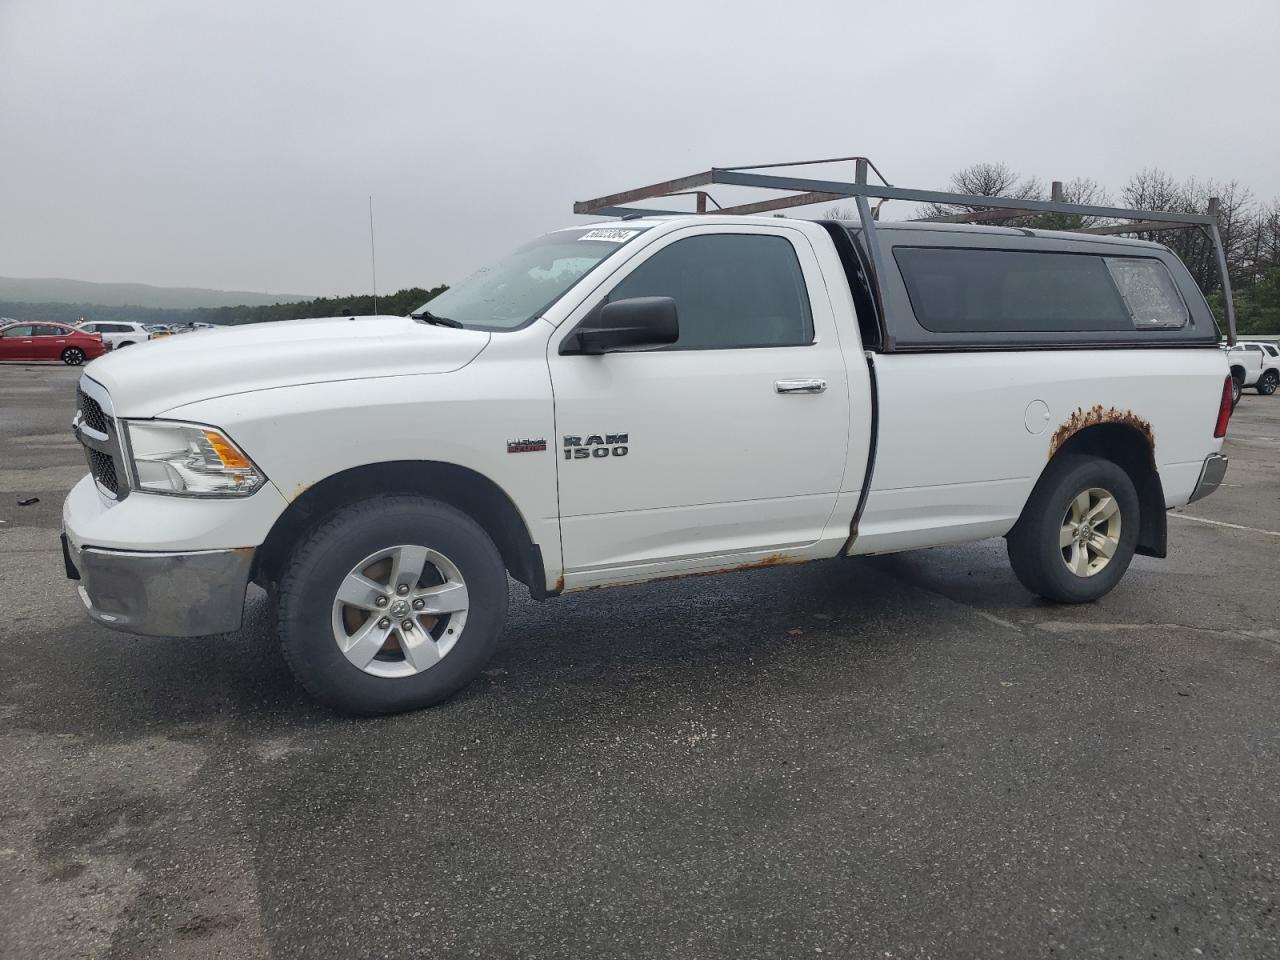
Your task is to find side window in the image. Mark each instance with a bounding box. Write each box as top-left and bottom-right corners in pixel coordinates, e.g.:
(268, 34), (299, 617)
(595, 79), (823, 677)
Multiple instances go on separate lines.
(894, 248), (1188, 334)
(606, 234), (814, 349)
(32, 325), (66, 337)
(1104, 258), (1188, 329)
(2, 325), (33, 337)
(1265, 345), (1279, 358)
(79, 324), (97, 333)
(1246, 344), (1263, 353)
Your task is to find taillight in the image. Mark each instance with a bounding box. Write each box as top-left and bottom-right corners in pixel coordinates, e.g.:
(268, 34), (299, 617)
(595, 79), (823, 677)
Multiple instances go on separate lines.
(1214, 375), (1233, 438)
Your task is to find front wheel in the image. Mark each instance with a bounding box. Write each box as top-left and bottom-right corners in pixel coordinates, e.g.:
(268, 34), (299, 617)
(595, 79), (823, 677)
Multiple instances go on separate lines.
(1258, 370), (1278, 396)
(277, 495), (508, 714)
(61, 347), (85, 366)
(1006, 454), (1139, 604)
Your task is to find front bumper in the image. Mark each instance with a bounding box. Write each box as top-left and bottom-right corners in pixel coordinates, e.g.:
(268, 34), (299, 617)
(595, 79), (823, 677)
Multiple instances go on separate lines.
(62, 534), (253, 637)
(1188, 453), (1229, 504)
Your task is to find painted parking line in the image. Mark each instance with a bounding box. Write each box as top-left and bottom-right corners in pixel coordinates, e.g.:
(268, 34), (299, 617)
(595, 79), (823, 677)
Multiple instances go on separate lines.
(1170, 512), (1280, 538)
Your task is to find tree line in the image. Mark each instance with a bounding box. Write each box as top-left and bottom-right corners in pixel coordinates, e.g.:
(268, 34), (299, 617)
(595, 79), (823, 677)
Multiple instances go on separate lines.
(195, 285), (448, 326)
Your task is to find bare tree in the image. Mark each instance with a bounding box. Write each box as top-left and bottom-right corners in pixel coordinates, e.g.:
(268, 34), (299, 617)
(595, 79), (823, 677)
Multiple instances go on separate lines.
(1122, 170), (1257, 293)
(917, 161), (1045, 222)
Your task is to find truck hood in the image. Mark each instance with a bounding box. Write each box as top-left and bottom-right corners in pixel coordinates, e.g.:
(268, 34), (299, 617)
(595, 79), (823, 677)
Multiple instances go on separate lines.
(83, 315), (492, 416)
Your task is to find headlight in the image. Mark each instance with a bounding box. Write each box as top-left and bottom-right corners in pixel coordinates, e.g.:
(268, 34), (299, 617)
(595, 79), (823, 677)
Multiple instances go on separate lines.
(123, 420), (265, 497)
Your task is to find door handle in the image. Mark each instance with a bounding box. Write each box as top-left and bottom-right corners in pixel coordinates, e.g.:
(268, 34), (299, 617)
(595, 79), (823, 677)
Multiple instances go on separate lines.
(775, 378), (827, 394)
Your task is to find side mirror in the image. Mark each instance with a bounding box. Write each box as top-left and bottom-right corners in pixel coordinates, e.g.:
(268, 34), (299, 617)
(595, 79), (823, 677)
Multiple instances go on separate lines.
(561, 297), (679, 355)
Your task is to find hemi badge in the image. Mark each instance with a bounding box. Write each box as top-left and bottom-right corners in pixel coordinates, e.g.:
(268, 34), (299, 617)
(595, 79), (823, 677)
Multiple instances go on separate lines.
(507, 439), (547, 454)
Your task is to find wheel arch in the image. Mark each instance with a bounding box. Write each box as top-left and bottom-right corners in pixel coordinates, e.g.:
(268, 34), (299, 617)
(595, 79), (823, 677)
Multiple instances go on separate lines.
(1035, 422), (1166, 558)
(253, 460), (552, 598)
(1230, 364), (1247, 384)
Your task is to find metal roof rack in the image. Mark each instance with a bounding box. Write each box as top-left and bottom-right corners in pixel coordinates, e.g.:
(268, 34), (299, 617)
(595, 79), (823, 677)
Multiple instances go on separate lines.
(574, 156), (1236, 343)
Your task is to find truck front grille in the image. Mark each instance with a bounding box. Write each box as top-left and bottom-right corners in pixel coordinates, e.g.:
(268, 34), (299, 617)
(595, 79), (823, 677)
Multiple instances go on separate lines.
(77, 386), (110, 434)
(73, 378), (129, 501)
(86, 447), (119, 495)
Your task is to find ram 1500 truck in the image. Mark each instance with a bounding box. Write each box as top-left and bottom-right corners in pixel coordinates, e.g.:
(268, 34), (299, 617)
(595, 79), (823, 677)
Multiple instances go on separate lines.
(62, 212), (1235, 714)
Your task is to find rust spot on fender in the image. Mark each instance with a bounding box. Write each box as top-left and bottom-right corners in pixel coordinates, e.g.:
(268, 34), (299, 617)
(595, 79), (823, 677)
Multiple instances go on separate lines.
(552, 575), (565, 593)
(292, 481), (313, 501)
(1048, 405), (1154, 459)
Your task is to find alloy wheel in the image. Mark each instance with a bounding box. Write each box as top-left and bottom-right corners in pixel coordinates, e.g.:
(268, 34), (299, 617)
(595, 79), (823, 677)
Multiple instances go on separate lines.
(330, 544), (470, 678)
(1060, 487), (1122, 577)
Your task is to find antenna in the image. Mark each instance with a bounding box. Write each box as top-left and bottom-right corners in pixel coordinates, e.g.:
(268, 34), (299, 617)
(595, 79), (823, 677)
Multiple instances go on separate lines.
(368, 195), (379, 316)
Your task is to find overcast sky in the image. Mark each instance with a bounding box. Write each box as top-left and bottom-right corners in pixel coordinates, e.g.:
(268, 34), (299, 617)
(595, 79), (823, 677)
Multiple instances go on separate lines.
(2, 0), (1277, 300)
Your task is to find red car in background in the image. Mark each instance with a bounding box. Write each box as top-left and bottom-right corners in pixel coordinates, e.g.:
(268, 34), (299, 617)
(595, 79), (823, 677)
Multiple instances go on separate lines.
(0, 322), (106, 365)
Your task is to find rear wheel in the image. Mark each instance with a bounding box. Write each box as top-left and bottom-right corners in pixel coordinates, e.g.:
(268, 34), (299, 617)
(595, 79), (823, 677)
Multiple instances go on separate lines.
(277, 495), (508, 714)
(1230, 374), (1243, 406)
(61, 347), (85, 366)
(1257, 370), (1278, 396)
(1007, 454), (1139, 604)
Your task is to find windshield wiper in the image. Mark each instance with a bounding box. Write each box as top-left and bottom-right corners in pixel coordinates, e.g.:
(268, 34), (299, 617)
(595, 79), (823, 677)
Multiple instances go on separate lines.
(412, 310), (464, 329)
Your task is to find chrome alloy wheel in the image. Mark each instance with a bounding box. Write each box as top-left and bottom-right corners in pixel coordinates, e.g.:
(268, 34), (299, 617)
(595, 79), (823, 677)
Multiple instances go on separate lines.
(330, 544), (469, 678)
(1060, 487), (1122, 578)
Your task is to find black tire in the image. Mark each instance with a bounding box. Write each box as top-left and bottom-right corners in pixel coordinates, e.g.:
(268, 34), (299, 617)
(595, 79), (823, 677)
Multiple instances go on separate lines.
(117, 340), (134, 348)
(61, 347), (85, 366)
(1257, 370), (1278, 396)
(1006, 454), (1140, 604)
(277, 495), (508, 715)
(1230, 375), (1242, 406)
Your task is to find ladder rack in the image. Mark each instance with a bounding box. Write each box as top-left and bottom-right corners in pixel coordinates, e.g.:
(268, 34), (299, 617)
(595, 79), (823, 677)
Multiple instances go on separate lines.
(573, 156), (1236, 344)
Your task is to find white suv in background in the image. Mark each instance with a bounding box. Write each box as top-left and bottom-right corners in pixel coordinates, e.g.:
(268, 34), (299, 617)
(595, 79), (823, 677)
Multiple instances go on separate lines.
(1227, 341), (1280, 397)
(76, 321), (151, 350)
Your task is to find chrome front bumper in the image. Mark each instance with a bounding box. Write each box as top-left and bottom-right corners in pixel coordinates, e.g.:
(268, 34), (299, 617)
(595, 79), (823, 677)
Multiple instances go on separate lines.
(62, 534), (253, 637)
(1188, 453), (1229, 504)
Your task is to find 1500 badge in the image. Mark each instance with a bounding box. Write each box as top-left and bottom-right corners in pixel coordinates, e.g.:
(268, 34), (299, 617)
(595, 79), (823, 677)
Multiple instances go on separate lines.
(563, 433), (628, 460)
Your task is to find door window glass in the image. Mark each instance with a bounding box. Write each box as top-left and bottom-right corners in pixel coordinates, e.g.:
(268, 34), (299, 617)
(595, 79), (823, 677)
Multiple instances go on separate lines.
(606, 234), (814, 349)
(2, 325), (33, 337)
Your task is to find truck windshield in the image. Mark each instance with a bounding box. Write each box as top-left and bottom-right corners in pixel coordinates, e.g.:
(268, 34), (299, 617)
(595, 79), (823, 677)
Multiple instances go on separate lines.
(411, 226), (649, 331)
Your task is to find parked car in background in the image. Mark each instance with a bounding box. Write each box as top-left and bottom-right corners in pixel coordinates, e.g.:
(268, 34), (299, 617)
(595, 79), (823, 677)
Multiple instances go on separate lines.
(1226, 341), (1280, 399)
(0, 321), (104, 365)
(143, 324), (174, 338)
(76, 320), (151, 350)
(1242, 341), (1278, 396)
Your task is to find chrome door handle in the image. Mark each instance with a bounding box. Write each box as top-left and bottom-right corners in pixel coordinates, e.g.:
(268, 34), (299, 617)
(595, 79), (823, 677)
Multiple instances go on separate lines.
(775, 378), (827, 394)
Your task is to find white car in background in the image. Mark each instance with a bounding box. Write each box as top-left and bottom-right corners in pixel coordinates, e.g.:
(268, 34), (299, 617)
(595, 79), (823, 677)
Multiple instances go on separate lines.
(1226, 341), (1280, 399)
(76, 320), (152, 350)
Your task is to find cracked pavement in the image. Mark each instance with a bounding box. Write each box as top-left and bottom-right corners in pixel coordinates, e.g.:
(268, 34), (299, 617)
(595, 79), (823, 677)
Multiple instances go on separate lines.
(2, 362), (1278, 959)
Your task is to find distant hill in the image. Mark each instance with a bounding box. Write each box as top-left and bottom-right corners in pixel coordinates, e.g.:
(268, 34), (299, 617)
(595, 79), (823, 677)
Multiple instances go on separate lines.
(0, 285), (448, 328)
(0, 275), (308, 310)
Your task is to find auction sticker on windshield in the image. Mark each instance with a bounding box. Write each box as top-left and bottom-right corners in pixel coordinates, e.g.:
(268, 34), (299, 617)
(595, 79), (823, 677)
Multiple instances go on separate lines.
(578, 228), (640, 243)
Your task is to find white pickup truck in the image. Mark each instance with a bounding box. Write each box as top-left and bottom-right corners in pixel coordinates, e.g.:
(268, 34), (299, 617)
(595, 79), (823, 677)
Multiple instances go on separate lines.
(1226, 340), (1280, 399)
(62, 194), (1236, 714)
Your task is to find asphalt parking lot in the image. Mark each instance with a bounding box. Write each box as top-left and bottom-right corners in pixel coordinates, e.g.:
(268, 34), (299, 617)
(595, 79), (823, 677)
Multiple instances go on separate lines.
(2, 362), (1277, 960)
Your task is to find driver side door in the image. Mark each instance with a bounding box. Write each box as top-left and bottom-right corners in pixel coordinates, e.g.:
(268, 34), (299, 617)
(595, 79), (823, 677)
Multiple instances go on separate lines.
(547, 224), (851, 586)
